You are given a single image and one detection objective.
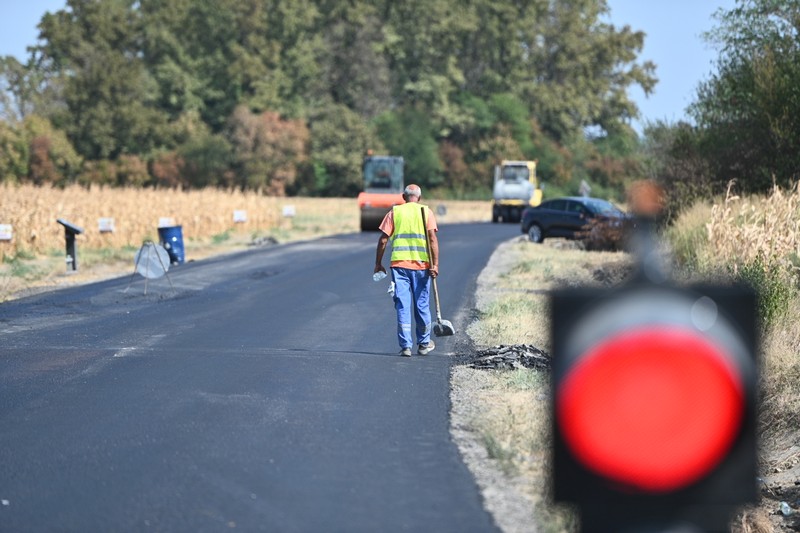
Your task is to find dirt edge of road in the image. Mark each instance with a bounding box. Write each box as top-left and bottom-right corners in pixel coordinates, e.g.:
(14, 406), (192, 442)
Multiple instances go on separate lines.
(449, 238), (546, 533)
(450, 238), (800, 533)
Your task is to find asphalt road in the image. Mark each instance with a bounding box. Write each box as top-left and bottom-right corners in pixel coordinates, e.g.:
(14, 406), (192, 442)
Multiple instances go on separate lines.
(0, 221), (518, 532)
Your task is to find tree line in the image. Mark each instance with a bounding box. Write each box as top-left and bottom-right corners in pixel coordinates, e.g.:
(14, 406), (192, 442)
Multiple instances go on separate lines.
(1, 0), (655, 199)
(3, 0), (794, 213)
(644, 0), (800, 218)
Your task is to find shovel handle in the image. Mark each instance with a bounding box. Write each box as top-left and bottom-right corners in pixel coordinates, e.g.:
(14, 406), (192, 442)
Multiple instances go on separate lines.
(431, 277), (444, 322)
(421, 207), (444, 322)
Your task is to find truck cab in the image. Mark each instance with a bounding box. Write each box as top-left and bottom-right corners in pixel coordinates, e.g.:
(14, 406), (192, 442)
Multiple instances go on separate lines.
(492, 160), (543, 223)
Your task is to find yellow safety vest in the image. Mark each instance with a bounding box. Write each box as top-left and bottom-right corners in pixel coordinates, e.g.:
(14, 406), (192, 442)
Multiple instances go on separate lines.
(391, 202), (430, 263)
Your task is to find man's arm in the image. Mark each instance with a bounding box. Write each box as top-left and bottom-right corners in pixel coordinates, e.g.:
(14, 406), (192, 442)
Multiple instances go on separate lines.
(428, 229), (439, 278)
(425, 207), (439, 278)
(375, 232), (389, 274)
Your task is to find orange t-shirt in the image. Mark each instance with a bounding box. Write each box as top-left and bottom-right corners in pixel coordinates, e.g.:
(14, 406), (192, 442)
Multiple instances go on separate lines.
(379, 205), (438, 270)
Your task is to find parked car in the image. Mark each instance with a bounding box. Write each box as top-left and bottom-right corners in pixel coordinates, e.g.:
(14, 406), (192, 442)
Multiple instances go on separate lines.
(520, 196), (632, 250)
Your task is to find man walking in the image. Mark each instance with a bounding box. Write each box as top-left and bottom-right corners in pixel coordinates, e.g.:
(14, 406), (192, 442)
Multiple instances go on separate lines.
(374, 184), (439, 357)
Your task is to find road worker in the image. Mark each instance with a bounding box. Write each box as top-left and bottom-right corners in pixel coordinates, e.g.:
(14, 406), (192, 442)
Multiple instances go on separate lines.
(374, 184), (439, 356)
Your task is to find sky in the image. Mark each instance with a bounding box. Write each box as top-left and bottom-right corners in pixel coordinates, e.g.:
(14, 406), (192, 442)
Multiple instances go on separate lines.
(605, 0), (737, 132)
(0, 0), (737, 134)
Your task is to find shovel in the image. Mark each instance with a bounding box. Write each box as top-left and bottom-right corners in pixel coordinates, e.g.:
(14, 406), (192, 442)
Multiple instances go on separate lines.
(421, 207), (455, 337)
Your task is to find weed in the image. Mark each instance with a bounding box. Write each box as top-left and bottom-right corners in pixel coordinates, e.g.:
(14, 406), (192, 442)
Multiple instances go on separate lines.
(4, 255), (44, 280)
(502, 368), (544, 391)
(734, 256), (795, 330)
(15, 248), (36, 260)
(212, 230), (231, 244)
(480, 433), (517, 475)
(665, 200), (711, 270)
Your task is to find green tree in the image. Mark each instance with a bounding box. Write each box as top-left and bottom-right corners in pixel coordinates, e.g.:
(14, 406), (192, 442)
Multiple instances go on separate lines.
(0, 122), (28, 182)
(316, 3), (391, 120)
(525, 0), (656, 139)
(138, 0), (209, 123)
(226, 106), (309, 195)
(138, 0), (322, 125)
(179, 133), (234, 188)
(691, 0), (800, 191)
(583, 123), (643, 198)
(1, 57), (37, 122)
(14, 0), (658, 197)
(35, 0), (168, 159)
(78, 159), (119, 186)
(23, 114), (82, 185)
(374, 108), (443, 189)
(382, 0), (474, 125)
(488, 93), (536, 158)
(115, 155), (150, 187)
(304, 102), (383, 196)
(641, 120), (712, 221)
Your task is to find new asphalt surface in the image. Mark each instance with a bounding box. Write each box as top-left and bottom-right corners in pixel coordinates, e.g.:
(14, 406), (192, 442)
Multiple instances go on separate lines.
(0, 221), (517, 532)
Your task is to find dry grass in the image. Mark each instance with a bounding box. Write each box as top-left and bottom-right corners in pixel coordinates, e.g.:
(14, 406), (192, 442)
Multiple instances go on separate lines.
(461, 238), (630, 532)
(670, 184), (800, 441)
(733, 509), (775, 533)
(671, 186), (800, 532)
(467, 239), (625, 349)
(759, 298), (800, 439)
(665, 199), (713, 271)
(704, 183), (800, 281)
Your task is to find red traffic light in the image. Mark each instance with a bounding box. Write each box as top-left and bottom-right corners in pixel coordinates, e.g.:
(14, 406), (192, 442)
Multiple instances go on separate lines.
(557, 326), (745, 492)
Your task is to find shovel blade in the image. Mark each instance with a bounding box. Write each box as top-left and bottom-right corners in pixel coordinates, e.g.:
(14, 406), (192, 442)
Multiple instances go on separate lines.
(434, 319), (455, 337)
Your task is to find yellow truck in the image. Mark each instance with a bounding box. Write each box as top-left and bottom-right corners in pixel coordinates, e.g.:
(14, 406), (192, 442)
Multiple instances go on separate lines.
(492, 160), (543, 223)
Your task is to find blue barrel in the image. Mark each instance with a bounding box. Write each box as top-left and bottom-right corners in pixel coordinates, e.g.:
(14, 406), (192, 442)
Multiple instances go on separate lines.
(157, 225), (185, 265)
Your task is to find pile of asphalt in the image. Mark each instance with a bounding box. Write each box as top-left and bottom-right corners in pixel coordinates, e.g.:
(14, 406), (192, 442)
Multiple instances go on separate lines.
(465, 344), (551, 371)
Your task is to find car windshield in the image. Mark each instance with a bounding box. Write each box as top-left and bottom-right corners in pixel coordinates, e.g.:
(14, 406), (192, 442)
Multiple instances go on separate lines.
(584, 199), (622, 215)
(364, 158), (403, 191)
(501, 166), (529, 182)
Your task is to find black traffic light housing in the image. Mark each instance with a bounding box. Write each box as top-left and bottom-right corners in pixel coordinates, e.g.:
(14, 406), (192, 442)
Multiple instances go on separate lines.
(550, 233), (759, 532)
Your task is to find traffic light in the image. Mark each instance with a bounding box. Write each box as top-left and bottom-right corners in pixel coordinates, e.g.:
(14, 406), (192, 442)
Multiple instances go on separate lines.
(550, 282), (758, 532)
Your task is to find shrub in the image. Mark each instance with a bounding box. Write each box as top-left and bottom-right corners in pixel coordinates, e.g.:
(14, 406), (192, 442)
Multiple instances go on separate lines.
(733, 256), (794, 331)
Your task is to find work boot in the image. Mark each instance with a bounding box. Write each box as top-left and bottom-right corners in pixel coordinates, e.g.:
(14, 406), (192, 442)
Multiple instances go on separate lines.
(400, 347), (412, 357)
(417, 341), (435, 355)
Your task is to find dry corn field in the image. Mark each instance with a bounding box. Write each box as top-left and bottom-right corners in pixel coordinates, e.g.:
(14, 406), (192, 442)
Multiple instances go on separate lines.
(705, 183), (800, 279)
(681, 185), (800, 531)
(0, 183), (491, 261)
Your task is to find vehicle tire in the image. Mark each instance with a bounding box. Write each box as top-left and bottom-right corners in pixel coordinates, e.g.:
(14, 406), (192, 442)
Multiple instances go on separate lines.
(528, 224), (544, 243)
(492, 207), (499, 223)
(360, 216), (377, 232)
(510, 208), (520, 223)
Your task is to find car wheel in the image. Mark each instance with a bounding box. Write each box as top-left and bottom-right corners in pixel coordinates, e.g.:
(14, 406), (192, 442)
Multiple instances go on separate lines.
(528, 224), (544, 243)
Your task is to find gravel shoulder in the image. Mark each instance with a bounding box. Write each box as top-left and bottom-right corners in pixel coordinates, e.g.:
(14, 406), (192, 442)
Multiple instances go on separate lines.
(449, 237), (552, 533)
(451, 364), (547, 533)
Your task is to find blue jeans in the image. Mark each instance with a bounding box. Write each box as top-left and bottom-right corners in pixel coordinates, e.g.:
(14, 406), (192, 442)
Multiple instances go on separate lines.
(391, 267), (432, 349)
